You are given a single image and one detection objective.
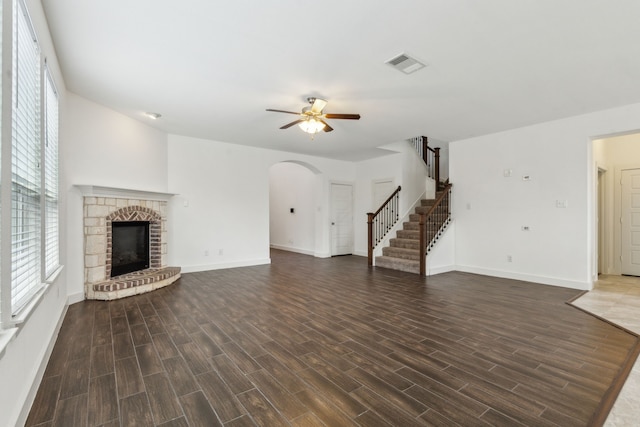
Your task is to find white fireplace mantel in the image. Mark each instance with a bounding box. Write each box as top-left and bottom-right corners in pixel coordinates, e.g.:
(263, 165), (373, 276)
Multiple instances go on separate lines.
(75, 185), (177, 201)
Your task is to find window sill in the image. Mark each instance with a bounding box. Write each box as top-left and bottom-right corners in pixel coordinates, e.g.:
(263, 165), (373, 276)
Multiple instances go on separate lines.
(0, 327), (18, 359)
(10, 264), (64, 326)
(9, 284), (50, 327)
(0, 265), (65, 360)
(45, 265), (64, 284)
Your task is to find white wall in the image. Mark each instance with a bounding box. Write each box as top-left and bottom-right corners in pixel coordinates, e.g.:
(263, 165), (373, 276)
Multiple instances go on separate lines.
(0, 1), (69, 426)
(427, 222), (456, 275)
(167, 135), (355, 271)
(269, 162), (317, 255)
(63, 93), (169, 301)
(592, 132), (640, 274)
(450, 102), (640, 290)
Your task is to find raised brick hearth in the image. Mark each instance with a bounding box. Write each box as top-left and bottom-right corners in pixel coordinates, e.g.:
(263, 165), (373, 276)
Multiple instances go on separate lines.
(79, 186), (180, 300)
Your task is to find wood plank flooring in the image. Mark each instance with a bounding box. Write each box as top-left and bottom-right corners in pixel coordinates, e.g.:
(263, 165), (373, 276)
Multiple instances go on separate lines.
(26, 250), (638, 426)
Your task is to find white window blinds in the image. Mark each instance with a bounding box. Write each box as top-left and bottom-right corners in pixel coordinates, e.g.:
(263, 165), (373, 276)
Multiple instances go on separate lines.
(11, 0), (42, 313)
(43, 69), (59, 279)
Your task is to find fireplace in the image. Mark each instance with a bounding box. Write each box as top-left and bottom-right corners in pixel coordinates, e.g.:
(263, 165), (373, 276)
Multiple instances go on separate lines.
(78, 185), (181, 300)
(111, 221), (150, 277)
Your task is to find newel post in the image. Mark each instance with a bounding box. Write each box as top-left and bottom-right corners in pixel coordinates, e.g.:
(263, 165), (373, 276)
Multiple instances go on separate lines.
(422, 136), (429, 165)
(367, 212), (374, 266)
(419, 212), (426, 276)
(434, 147), (441, 189)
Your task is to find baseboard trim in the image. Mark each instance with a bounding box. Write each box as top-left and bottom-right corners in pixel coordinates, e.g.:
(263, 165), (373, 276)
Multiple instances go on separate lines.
(313, 251), (331, 258)
(180, 258), (271, 274)
(16, 302), (68, 427)
(455, 265), (590, 290)
(427, 264), (456, 275)
(270, 244), (314, 256)
(67, 292), (85, 305)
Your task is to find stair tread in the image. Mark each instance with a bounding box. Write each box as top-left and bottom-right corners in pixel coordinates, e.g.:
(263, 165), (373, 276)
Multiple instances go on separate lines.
(382, 246), (421, 261)
(384, 246), (420, 254)
(376, 256), (419, 264)
(375, 256), (420, 274)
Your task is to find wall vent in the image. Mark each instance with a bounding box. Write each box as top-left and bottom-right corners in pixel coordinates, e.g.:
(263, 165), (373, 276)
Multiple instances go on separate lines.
(385, 53), (426, 74)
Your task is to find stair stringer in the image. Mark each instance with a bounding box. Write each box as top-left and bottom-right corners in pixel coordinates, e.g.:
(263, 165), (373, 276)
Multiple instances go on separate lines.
(425, 220), (456, 275)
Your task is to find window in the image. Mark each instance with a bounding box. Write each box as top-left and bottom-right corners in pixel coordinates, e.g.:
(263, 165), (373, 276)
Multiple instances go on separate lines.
(43, 68), (59, 280)
(11, 0), (41, 314)
(0, 0), (60, 320)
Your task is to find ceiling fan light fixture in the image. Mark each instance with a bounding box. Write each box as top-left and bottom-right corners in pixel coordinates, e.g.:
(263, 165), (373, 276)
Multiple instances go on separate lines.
(298, 117), (325, 134)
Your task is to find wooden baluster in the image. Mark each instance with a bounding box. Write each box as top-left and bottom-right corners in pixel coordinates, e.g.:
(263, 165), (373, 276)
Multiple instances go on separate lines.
(434, 147), (440, 189)
(367, 185), (402, 267)
(367, 213), (374, 266)
(422, 136), (429, 166)
(419, 212), (426, 276)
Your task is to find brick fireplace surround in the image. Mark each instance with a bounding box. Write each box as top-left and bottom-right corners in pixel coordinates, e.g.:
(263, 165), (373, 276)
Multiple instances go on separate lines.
(78, 186), (180, 300)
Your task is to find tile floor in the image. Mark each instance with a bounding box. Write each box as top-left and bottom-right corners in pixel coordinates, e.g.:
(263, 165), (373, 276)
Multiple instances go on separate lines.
(27, 251), (635, 426)
(570, 274), (640, 427)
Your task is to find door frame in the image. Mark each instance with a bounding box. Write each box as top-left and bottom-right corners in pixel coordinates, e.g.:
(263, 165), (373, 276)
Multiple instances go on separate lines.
(329, 181), (355, 256)
(597, 167), (607, 274)
(615, 165), (640, 274)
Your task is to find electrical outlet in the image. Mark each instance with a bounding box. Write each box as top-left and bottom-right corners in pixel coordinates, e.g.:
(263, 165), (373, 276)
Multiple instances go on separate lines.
(522, 175), (531, 181)
(521, 226), (530, 231)
(507, 255), (512, 262)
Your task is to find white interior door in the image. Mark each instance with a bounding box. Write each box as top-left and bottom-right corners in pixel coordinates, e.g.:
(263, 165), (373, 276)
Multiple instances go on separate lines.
(621, 169), (640, 276)
(331, 183), (354, 256)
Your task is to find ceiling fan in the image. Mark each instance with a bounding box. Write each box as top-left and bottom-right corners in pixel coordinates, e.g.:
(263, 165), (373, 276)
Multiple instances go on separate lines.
(266, 97), (361, 135)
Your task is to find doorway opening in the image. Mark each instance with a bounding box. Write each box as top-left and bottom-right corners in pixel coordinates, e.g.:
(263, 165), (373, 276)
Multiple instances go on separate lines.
(268, 161), (319, 257)
(592, 131), (640, 277)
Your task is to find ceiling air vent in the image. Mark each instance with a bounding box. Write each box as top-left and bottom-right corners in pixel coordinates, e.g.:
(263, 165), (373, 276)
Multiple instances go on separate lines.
(385, 53), (426, 74)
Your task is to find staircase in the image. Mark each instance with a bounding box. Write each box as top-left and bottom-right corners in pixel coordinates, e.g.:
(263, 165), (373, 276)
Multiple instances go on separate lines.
(366, 136), (451, 275)
(374, 189), (451, 274)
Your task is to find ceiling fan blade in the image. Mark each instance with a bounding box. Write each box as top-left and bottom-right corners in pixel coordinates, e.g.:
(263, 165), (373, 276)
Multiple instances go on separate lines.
(320, 120), (334, 132)
(311, 98), (328, 113)
(324, 113), (361, 120)
(266, 109), (302, 115)
(280, 119), (304, 129)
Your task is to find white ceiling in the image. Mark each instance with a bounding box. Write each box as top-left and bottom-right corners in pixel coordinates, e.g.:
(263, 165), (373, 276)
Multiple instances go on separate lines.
(41, 0), (640, 161)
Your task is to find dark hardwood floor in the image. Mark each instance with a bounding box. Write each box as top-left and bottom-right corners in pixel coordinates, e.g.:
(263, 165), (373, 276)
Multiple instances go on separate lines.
(26, 250), (638, 426)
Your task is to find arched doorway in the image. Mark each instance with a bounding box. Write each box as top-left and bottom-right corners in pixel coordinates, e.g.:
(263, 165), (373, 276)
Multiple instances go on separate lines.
(268, 161), (320, 256)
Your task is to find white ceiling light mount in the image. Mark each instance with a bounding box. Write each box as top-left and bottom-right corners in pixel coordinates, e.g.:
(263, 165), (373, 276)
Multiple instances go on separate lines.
(385, 52), (427, 74)
(145, 112), (162, 120)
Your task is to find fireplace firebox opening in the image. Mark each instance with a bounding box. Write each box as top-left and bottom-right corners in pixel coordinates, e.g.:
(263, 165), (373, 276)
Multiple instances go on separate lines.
(111, 221), (150, 277)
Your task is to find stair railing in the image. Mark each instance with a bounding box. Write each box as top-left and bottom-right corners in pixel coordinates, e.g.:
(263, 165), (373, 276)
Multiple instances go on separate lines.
(409, 136), (440, 188)
(367, 185), (401, 266)
(418, 183), (452, 275)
